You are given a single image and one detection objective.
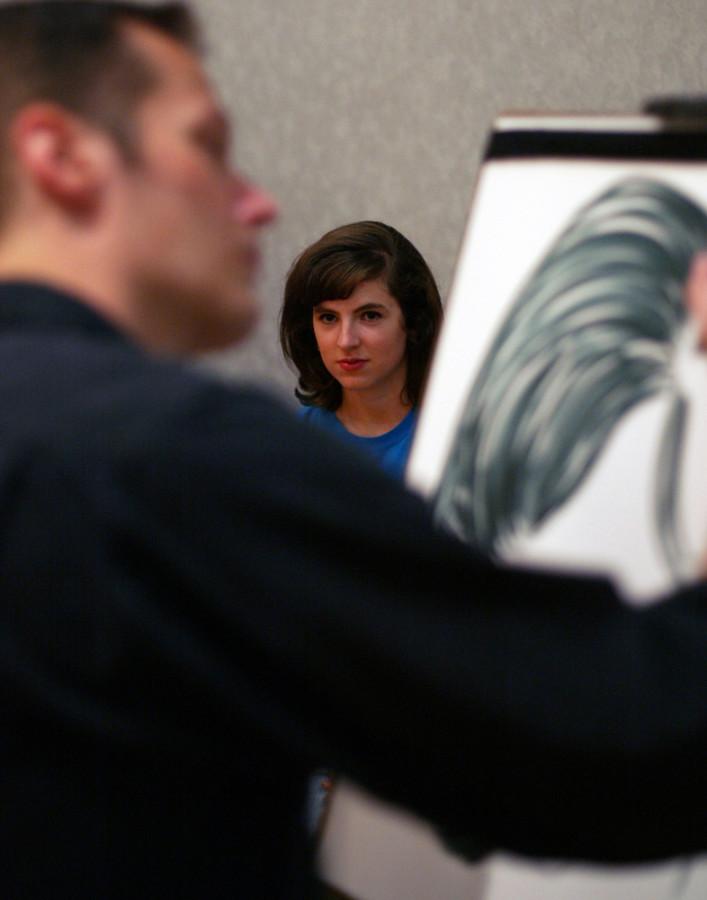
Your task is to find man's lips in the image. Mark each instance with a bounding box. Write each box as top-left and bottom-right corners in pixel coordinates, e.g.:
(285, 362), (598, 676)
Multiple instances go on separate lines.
(337, 358), (367, 372)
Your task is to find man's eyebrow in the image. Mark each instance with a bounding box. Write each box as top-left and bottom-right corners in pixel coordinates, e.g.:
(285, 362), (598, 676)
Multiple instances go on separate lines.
(190, 109), (232, 155)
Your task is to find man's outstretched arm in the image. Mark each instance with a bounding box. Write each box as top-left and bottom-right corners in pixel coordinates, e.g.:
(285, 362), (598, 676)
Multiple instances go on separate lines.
(121, 384), (707, 865)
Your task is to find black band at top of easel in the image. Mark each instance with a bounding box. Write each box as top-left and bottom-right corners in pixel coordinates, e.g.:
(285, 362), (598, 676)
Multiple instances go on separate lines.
(485, 129), (707, 162)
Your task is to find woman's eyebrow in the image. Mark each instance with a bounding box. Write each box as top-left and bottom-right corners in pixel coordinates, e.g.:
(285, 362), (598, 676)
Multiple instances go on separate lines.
(314, 301), (387, 311)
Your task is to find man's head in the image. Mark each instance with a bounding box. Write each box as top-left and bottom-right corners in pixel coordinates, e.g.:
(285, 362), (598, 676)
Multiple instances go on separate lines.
(0, 1), (278, 353)
(0, 2), (198, 224)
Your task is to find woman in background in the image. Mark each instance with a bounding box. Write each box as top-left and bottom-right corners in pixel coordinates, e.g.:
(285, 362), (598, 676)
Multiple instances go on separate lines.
(280, 221), (443, 835)
(280, 220), (443, 480)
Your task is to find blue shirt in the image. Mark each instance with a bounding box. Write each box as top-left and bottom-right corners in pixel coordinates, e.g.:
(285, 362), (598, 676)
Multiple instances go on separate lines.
(300, 406), (416, 481)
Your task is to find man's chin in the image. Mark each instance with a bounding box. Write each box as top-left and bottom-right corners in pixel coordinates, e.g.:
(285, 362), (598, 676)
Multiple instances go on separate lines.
(192, 296), (260, 355)
(134, 278), (261, 356)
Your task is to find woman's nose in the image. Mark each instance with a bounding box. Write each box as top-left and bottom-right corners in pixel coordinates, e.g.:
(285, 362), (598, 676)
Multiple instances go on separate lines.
(337, 320), (359, 349)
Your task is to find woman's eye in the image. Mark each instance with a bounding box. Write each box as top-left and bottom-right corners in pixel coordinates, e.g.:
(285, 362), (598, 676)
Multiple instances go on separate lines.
(317, 313), (336, 324)
(362, 310), (382, 321)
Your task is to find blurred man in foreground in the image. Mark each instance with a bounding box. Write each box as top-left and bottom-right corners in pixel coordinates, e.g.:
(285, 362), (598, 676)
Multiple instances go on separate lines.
(0, 2), (706, 897)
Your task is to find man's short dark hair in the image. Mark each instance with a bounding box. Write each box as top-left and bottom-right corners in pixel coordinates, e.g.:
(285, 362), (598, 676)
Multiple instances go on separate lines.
(0, 1), (199, 222)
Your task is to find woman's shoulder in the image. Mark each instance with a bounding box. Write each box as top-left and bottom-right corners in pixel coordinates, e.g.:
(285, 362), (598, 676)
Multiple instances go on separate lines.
(299, 404), (328, 421)
(371, 407), (417, 444)
(299, 404), (344, 432)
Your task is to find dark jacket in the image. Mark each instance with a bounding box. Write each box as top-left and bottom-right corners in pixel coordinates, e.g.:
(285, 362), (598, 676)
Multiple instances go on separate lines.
(1, 281), (705, 898)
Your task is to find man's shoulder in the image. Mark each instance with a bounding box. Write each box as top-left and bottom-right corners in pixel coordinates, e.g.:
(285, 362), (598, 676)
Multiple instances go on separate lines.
(0, 310), (419, 518)
(0, 321), (295, 463)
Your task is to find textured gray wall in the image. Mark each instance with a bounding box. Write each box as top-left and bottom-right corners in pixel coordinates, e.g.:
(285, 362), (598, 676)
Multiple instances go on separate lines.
(197, 0), (707, 403)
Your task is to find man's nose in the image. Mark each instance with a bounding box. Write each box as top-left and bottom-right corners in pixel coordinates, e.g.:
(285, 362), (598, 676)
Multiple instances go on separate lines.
(231, 175), (279, 226)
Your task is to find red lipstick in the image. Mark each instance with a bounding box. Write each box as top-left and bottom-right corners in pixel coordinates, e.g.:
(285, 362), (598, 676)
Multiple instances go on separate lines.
(338, 358), (366, 372)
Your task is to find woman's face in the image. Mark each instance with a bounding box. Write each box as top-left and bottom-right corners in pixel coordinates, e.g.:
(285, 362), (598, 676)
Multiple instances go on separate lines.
(312, 278), (408, 401)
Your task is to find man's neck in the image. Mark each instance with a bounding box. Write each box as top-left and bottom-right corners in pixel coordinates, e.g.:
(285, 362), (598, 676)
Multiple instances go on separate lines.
(0, 224), (172, 353)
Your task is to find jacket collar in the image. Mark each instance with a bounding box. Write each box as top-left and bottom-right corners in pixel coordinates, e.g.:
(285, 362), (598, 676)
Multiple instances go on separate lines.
(0, 280), (127, 343)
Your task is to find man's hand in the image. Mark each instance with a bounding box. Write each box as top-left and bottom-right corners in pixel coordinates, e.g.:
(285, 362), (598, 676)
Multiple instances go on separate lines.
(685, 250), (707, 349)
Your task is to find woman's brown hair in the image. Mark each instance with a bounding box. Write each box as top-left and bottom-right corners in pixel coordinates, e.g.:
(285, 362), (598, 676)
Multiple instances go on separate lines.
(280, 221), (443, 410)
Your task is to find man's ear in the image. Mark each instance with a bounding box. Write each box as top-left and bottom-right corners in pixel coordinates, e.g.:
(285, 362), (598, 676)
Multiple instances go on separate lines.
(9, 103), (116, 213)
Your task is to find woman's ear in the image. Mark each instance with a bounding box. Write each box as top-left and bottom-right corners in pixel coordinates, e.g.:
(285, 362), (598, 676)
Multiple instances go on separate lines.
(10, 102), (113, 214)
